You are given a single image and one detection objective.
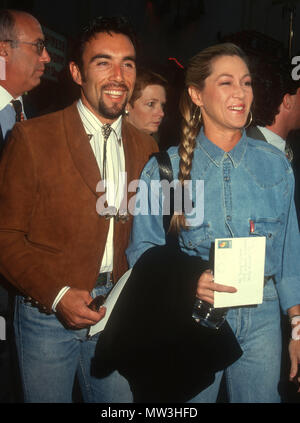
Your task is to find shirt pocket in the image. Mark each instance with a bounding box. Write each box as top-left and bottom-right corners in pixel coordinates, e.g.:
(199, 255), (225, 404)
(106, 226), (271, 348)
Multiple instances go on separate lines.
(249, 216), (283, 275)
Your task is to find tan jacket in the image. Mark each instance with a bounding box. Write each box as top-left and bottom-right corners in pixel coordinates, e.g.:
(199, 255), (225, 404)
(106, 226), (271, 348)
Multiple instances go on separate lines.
(0, 102), (158, 311)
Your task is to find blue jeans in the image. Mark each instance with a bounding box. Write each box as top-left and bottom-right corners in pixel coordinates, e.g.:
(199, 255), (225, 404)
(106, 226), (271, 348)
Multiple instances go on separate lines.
(188, 280), (282, 403)
(13, 283), (133, 403)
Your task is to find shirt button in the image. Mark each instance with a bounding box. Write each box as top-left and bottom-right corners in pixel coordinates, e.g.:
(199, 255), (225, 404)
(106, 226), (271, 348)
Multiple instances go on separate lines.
(226, 215), (231, 221)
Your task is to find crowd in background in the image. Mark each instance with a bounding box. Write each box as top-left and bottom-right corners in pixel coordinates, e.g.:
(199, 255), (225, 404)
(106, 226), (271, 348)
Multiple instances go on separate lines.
(0, 7), (300, 404)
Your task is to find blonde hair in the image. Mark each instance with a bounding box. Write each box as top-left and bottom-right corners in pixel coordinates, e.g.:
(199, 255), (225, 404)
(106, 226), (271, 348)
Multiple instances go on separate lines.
(169, 43), (249, 233)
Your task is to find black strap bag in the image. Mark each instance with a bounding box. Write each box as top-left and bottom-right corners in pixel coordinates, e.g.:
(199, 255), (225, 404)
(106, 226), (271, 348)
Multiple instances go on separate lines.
(91, 152), (242, 403)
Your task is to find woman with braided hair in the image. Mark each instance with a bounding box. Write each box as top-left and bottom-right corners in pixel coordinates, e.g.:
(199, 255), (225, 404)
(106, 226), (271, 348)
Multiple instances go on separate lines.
(126, 43), (300, 402)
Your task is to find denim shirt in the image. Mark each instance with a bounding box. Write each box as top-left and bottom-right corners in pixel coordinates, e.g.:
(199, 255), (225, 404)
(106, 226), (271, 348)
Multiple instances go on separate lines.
(126, 129), (300, 312)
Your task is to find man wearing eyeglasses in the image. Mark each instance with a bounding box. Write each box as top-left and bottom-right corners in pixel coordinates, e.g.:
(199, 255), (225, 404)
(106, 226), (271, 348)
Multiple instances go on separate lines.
(0, 9), (50, 149)
(0, 9), (50, 402)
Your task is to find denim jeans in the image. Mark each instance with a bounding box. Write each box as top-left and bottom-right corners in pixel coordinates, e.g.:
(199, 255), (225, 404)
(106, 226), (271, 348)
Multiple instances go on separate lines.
(13, 282), (133, 403)
(188, 280), (282, 403)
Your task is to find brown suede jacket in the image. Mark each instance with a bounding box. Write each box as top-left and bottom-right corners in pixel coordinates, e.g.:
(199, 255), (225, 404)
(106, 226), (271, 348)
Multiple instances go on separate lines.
(0, 102), (158, 311)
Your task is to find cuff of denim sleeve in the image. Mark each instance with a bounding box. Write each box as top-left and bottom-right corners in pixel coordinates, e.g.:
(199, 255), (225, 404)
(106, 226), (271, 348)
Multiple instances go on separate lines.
(52, 286), (71, 312)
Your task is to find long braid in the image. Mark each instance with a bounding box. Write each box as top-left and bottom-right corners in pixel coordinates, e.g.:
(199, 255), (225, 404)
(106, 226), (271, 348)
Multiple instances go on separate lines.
(169, 91), (201, 233)
(168, 42), (249, 234)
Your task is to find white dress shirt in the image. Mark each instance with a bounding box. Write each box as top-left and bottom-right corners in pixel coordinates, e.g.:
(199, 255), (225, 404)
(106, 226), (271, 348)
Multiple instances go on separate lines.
(0, 85), (25, 138)
(52, 100), (125, 311)
(257, 125), (286, 152)
(0, 85), (16, 110)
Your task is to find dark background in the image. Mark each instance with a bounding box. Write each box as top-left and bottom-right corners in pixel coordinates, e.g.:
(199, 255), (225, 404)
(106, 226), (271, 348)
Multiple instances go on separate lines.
(1, 0), (300, 149)
(1, 0), (299, 64)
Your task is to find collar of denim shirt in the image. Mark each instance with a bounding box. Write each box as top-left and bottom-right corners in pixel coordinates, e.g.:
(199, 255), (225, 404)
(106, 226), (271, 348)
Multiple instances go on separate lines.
(196, 127), (248, 168)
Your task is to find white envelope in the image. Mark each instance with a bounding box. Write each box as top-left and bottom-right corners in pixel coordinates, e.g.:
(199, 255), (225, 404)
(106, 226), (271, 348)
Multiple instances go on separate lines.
(214, 237), (266, 308)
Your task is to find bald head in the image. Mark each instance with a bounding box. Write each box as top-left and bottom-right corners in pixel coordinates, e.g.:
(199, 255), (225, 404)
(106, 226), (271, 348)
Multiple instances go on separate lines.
(0, 10), (39, 42)
(0, 9), (50, 97)
(11, 10), (41, 34)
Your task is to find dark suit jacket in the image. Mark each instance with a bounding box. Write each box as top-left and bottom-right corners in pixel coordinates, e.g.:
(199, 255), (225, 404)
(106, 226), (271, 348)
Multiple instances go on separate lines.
(0, 102), (158, 311)
(246, 125), (267, 142)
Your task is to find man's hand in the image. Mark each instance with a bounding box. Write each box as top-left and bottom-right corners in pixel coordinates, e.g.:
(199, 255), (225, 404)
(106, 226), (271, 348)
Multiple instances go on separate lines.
(56, 287), (106, 329)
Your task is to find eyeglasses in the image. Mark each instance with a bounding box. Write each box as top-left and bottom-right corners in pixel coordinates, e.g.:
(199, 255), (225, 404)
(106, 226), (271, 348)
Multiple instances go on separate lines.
(2, 39), (46, 56)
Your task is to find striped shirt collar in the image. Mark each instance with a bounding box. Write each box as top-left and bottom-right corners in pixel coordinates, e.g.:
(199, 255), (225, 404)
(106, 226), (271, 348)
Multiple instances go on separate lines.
(77, 99), (122, 142)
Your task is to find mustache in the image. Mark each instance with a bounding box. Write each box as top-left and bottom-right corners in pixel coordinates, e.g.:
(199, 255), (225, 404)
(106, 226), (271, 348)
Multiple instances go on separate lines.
(102, 83), (129, 91)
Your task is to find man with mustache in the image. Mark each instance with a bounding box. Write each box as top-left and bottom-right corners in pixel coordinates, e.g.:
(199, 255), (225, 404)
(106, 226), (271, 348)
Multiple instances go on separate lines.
(0, 9), (50, 402)
(0, 16), (158, 402)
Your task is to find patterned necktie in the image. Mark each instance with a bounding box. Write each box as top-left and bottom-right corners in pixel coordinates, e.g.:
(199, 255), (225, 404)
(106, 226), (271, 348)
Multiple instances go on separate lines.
(11, 100), (24, 122)
(99, 123), (129, 223)
(101, 124), (112, 190)
(285, 144), (293, 162)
